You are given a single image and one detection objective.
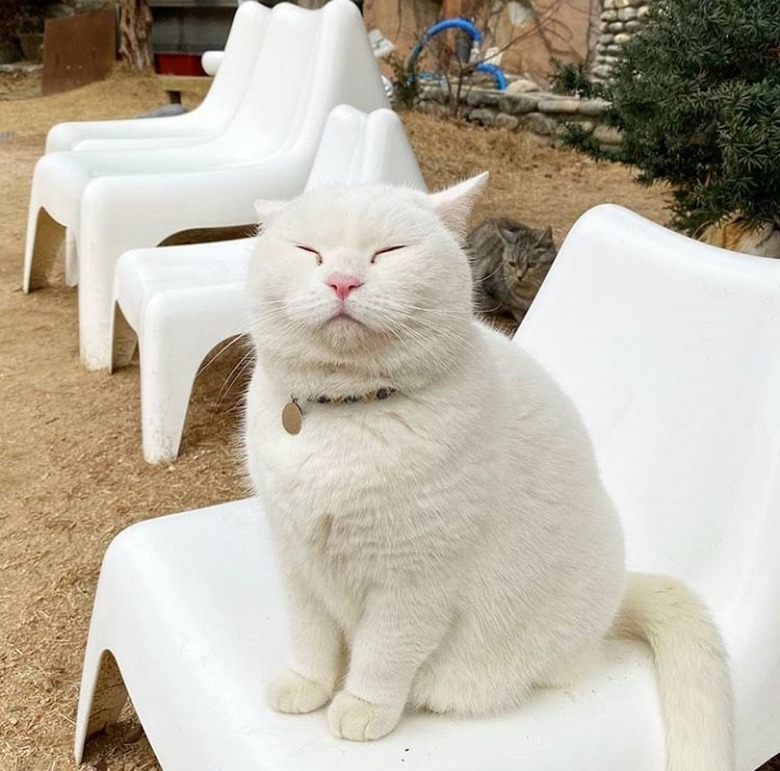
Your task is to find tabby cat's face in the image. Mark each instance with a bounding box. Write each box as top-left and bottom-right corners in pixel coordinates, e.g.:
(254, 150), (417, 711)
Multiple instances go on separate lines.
(500, 225), (556, 303)
(248, 180), (485, 377)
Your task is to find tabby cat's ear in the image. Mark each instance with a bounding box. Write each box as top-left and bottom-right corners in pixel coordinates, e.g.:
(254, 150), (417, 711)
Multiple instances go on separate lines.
(429, 172), (489, 238)
(254, 199), (288, 230)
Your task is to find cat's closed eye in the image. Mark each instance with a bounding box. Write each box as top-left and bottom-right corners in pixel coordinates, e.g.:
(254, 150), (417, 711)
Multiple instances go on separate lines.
(371, 245), (406, 263)
(296, 244), (323, 265)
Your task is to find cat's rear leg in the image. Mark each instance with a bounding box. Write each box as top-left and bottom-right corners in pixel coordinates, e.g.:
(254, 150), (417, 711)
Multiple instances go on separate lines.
(410, 657), (535, 716)
(531, 639), (605, 689)
(410, 639), (605, 716)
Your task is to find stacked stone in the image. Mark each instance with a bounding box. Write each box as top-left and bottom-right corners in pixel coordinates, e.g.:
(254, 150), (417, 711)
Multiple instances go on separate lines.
(591, 0), (650, 81)
(417, 82), (620, 150)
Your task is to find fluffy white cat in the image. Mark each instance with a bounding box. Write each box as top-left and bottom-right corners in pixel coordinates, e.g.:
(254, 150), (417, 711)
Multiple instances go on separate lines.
(243, 174), (733, 771)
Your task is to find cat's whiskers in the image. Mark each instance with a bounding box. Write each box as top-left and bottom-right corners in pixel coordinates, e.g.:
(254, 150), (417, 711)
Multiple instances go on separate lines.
(218, 348), (257, 406)
(473, 296), (505, 315)
(248, 304), (313, 335)
(197, 330), (251, 377)
(383, 304), (466, 318)
(472, 260), (504, 285)
(380, 301), (475, 346)
(369, 299), (467, 327)
(388, 309), (473, 350)
(250, 296), (476, 382)
(381, 321), (474, 378)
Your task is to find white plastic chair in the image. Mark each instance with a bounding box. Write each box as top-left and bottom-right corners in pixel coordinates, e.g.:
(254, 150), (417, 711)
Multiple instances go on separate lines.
(45, 1), (270, 153)
(23, 0), (389, 371)
(44, 1), (268, 288)
(74, 205), (780, 770)
(110, 105), (425, 464)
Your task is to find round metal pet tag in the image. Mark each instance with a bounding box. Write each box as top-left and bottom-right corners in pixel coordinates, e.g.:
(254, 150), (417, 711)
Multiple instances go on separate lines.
(282, 401), (303, 435)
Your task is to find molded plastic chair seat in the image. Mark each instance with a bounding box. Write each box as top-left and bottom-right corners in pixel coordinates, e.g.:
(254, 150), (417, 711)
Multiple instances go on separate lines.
(76, 205), (780, 770)
(23, 0), (389, 370)
(75, 497), (667, 771)
(45, 1), (269, 153)
(110, 105), (426, 464)
(111, 239), (252, 463)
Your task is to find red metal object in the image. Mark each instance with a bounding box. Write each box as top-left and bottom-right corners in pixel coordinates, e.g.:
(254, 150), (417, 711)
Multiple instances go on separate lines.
(153, 52), (206, 76)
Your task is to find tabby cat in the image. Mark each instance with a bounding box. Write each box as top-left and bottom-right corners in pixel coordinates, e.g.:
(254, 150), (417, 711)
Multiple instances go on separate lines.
(466, 217), (556, 325)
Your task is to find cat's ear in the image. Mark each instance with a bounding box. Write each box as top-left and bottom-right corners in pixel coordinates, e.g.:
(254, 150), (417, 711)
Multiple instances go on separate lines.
(254, 199), (288, 231)
(540, 225), (554, 244)
(428, 172), (489, 238)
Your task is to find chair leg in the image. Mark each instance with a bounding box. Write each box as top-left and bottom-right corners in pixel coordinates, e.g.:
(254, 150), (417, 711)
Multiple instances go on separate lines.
(23, 206), (65, 292)
(64, 229), (79, 287)
(86, 651), (128, 736)
(77, 234), (121, 371)
(74, 649), (129, 763)
(139, 335), (201, 464)
(111, 304), (138, 372)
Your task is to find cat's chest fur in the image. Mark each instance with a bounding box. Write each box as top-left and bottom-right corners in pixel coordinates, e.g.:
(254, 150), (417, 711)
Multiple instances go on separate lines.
(245, 352), (504, 631)
(244, 323), (618, 605)
(245, 350), (496, 574)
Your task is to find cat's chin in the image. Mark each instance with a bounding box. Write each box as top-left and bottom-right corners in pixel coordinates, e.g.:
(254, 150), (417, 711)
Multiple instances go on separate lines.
(319, 313), (373, 349)
(325, 309), (366, 326)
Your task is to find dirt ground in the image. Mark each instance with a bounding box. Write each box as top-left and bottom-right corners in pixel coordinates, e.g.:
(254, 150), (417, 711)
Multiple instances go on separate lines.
(0, 67), (773, 771)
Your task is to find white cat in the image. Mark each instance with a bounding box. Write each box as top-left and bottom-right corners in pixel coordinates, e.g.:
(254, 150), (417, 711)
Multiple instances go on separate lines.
(243, 174), (733, 770)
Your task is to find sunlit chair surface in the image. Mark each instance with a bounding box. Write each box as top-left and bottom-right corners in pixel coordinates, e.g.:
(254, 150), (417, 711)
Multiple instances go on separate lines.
(75, 205), (780, 770)
(45, 1), (269, 153)
(23, 0), (389, 371)
(110, 104), (426, 464)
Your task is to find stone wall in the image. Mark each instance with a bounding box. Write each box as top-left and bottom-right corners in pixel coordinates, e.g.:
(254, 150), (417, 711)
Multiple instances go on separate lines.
(417, 79), (621, 148)
(591, 0), (650, 80)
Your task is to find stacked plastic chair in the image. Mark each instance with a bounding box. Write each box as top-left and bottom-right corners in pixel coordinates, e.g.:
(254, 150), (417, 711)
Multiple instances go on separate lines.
(37, 1), (270, 289)
(75, 205), (780, 770)
(23, 0), (389, 370)
(45, 1), (270, 153)
(110, 104), (426, 464)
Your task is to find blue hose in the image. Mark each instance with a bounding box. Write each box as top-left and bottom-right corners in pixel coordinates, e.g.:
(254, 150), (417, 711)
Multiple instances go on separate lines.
(475, 62), (508, 90)
(425, 18), (482, 42)
(407, 18), (508, 92)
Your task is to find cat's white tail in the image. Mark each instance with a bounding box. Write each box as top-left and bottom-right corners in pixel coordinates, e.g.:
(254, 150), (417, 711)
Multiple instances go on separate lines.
(614, 573), (734, 771)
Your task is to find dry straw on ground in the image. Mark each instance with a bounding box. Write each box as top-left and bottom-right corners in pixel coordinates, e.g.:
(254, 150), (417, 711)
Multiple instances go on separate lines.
(0, 66), (773, 771)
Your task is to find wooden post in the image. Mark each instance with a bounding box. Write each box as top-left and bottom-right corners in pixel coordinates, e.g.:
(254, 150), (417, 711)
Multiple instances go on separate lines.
(118, 0), (153, 71)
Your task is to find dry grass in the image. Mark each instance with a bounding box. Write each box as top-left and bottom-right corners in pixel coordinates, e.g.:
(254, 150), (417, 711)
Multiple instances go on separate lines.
(0, 66), (775, 771)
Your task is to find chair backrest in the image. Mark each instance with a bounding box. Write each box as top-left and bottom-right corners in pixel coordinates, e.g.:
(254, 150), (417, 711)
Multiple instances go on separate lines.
(514, 205), (780, 741)
(220, 0), (389, 152)
(193, 0), (271, 120)
(305, 105), (426, 191)
(43, 0), (271, 152)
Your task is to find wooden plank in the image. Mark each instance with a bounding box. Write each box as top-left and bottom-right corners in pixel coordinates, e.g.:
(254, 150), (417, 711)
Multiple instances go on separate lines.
(42, 9), (117, 96)
(156, 74), (212, 103)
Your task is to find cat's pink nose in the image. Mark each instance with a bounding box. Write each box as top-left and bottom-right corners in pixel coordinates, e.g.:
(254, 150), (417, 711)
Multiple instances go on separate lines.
(325, 273), (363, 301)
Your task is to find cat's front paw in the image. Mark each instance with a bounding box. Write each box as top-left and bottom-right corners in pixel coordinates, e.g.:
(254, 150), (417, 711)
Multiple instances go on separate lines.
(327, 691), (402, 741)
(267, 669), (333, 714)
